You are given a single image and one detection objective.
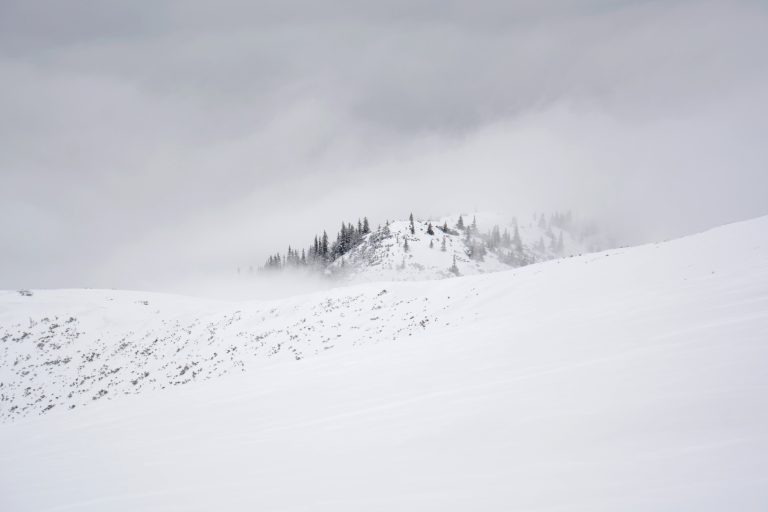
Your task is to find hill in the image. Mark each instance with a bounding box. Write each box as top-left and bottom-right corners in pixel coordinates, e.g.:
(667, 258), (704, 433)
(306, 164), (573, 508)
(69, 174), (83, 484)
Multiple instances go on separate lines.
(261, 211), (610, 282)
(1, 216), (767, 510)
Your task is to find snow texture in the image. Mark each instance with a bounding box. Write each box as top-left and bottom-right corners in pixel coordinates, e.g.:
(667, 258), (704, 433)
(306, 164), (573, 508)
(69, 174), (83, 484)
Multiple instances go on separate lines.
(1, 216), (767, 511)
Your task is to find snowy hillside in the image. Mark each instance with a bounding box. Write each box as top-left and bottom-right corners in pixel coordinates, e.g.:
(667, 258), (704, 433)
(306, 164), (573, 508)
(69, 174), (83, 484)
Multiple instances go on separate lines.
(2, 216), (600, 422)
(1, 216), (768, 510)
(326, 211), (608, 282)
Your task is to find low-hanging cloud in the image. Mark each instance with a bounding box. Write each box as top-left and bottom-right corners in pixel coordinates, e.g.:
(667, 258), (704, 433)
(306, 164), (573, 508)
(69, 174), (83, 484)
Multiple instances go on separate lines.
(1, 0), (767, 294)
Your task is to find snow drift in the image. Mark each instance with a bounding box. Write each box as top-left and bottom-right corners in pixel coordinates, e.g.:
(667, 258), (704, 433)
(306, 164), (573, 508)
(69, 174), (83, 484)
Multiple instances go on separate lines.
(1, 216), (767, 511)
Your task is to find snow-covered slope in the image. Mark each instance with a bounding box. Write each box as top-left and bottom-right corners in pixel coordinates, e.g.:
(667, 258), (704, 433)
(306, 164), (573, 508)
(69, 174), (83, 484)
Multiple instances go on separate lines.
(1, 216), (767, 511)
(0, 215), (601, 422)
(327, 211), (607, 282)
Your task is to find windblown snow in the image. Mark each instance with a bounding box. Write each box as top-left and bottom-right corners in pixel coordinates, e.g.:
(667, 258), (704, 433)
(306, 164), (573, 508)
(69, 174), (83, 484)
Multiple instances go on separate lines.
(1, 216), (767, 511)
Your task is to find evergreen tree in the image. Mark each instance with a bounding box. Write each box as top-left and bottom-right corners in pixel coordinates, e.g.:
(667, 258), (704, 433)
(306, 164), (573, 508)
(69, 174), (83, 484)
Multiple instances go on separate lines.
(427, 222), (434, 235)
(441, 237), (447, 252)
(442, 221), (448, 232)
(404, 238), (410, 252)
(513, 225), (523, 251)
(321, 231), (329, 259)
(471, 215), (478, 233)
(409, 213), (415, 234)
(429, 239), (434, 249)
(490, 225), (501, 249)
(362, 217), (370, 234)
(457, 215), (465, 230)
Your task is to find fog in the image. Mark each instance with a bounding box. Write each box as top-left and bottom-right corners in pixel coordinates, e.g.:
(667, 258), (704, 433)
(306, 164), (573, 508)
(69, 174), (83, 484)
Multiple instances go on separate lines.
(1, 0), (767, 295)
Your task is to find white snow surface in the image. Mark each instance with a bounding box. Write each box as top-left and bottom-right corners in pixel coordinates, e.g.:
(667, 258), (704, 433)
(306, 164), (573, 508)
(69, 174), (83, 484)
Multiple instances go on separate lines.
(326, 212), (607, 282)
(1, 216), (768, 511)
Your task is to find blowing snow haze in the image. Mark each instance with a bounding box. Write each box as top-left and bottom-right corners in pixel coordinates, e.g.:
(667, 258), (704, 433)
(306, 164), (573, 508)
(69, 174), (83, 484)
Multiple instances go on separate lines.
(1, 0), (768, 293)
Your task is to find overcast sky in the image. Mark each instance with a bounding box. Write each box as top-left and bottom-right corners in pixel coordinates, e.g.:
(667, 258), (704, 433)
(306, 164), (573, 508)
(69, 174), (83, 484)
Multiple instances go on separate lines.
(1, 0), (767, 294)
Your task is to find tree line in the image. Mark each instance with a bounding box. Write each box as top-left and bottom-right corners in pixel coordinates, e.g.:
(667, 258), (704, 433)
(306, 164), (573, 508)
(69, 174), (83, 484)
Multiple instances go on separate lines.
(262, 217), (371, 270)
(257, 210), (574, 273)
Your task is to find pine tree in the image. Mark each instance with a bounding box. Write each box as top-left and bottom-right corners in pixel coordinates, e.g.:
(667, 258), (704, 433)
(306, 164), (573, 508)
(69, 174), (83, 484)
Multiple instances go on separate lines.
(409, 213), (415, 234)
(362, 217), (370, 234)
(491, 225), (501, 248)
(321, 231), (329, 259)
(441, 237), (447, 252)
(513, 225), (523, 251)
(442, 221), (448, 232)
(471, 215), (477, 233)
(502, 228), (511, 248)
(429, 239), (434, 249)
(404, 238), (410, 252)
(457, 215), (465, 230)
(427, 222), (434, 235)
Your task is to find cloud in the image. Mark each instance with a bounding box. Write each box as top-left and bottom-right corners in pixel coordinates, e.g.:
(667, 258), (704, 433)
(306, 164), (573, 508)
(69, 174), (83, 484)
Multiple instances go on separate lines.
(1, 0), (767, 293)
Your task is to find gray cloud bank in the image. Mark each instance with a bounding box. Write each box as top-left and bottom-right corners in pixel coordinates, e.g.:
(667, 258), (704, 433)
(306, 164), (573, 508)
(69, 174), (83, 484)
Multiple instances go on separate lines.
(1, 0), (767, 294)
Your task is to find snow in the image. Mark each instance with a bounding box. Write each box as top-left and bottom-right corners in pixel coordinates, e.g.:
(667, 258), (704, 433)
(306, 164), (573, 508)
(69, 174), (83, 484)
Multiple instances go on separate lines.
(326, 212), (608, 282)
(1, 216), (768, 510)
